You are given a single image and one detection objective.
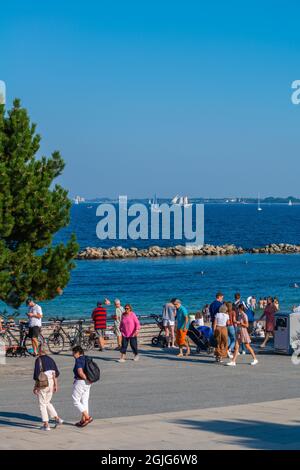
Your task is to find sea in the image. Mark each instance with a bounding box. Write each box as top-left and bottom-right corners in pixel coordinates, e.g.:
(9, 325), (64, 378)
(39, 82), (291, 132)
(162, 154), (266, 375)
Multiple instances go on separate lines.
(5, 202), (300, 319)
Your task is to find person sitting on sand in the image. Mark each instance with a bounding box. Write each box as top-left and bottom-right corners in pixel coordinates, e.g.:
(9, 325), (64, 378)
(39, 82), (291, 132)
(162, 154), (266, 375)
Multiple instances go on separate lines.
(174, 299), (190, 357)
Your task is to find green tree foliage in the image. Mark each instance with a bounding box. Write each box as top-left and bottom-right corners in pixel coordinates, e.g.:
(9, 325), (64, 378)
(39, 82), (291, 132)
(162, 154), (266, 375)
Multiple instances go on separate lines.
(0, 99), (79, 308)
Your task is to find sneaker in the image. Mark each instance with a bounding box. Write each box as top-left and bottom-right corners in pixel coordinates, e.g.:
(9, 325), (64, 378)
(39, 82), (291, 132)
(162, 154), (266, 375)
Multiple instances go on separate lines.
(55, 418), (64, 425)
(250, 359), (258, 366)
(40, 425), (51, 431)
(118, 358), (126, 363)
(225, 361), (236, 367)
(242, 351), (246, 355)
(227, 351), (233, 359)
(133, 355), (139, 362)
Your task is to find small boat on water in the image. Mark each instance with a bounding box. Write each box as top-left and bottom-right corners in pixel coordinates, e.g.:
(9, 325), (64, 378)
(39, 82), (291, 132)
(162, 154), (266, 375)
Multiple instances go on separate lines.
(149, 194), (161, 212)
(289, 199), (293, 206)
(257, 194), (262, 211)
(74, 195), (85, 205)
(171, 195), (192, 207)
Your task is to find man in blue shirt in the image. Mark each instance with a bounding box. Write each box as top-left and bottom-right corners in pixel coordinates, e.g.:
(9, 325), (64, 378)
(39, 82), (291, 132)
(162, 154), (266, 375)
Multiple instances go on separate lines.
(174, 299), (191, 357)
(209, 292), (224, 325)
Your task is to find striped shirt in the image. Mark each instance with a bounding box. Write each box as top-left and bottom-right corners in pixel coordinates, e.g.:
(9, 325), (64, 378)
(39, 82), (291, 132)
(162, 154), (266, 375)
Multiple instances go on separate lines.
(92, 306), (107, 329)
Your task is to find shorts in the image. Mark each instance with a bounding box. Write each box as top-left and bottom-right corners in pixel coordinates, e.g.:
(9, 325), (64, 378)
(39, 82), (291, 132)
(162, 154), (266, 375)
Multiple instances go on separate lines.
(28, 326), (40, 339)
(175, 329), (188, 347)
(163, 319), (175, 327)
(114, 322), (121, 337)
(95, 329), (106, 338)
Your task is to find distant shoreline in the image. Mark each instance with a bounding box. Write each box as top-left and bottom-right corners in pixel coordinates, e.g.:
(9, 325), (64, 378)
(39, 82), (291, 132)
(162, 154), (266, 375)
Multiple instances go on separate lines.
(76, 243), (300, 260)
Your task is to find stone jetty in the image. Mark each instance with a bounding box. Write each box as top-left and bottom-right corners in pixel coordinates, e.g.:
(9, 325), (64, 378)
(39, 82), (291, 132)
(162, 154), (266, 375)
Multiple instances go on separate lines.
(76, 243), (300, 260)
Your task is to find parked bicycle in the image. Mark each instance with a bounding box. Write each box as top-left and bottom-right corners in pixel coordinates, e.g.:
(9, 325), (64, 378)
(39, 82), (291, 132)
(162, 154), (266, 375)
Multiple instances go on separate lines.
(0, 321), (45, 357)
(47, 317), (94, 354)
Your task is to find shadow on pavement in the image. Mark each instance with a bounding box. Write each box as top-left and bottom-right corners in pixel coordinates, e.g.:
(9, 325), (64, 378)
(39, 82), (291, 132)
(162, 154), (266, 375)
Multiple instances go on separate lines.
(172, 417), (300, 449)
(0, 411), (75, 429)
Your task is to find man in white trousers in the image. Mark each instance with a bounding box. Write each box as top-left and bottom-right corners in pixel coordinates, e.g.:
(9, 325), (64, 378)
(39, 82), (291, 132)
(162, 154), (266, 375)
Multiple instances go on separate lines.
(72, 346), (93, 427)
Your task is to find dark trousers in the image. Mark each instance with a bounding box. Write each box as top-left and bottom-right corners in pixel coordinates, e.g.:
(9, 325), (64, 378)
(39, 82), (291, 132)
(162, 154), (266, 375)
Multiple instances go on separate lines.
(121, 336), (138, 355)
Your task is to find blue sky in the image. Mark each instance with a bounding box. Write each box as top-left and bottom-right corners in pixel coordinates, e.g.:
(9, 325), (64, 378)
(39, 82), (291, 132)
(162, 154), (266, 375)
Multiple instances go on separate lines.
(2, 0), (300, 198)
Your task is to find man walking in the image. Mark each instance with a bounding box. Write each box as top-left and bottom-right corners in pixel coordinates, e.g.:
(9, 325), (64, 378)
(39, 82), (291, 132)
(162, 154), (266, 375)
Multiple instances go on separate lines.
(92, 299), (109, 351)
(113, 299), (124, 350)
(174, 299), (190, 357)
(209, 292), (224, 326)
(26, 298), (43, 356)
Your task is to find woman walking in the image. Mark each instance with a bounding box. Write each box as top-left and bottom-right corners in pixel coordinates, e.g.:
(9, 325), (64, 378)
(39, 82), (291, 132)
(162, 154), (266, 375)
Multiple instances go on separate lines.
(259, 297), (277, 348)
(213, 304), (229, 363)
(226, 304), (258, 367)
(33, 348), (63, 431)
(118, 304), (141, 363)
(226, 302), (236, 358)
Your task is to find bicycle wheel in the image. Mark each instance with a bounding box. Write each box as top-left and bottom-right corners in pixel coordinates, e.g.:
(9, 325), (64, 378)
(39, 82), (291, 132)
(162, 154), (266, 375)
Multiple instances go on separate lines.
(0, 333), (12, 352)
(46, 332), (65, 354)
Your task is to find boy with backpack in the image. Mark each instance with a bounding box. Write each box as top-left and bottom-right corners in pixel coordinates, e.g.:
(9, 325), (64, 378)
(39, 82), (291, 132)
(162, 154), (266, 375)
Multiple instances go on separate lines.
(71, 346), (100, 428)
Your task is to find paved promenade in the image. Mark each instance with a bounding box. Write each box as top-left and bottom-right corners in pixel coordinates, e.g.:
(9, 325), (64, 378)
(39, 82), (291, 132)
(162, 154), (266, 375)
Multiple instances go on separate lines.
(1, 345), (300, 449)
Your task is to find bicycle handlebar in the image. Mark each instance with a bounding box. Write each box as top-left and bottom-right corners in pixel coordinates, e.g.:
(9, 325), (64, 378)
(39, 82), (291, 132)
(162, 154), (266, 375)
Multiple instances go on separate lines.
(48, 317), (66, 323)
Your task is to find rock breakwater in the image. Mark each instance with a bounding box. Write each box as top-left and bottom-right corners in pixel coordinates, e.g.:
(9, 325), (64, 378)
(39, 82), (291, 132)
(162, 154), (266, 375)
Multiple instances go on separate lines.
(76, 243), (300, 260)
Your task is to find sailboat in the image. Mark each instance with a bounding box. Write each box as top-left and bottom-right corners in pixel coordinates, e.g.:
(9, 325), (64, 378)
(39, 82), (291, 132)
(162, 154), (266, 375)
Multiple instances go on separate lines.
(257, 194), (262, 211)
(150, 194), (161, 212)
(170, 195), (192, 207)
(288, 199), (293, 206)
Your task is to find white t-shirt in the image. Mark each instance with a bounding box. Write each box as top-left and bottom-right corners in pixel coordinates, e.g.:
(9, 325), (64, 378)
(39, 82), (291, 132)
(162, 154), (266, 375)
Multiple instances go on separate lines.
(28, 304), (43, 327)
(215, 312), (229, 327)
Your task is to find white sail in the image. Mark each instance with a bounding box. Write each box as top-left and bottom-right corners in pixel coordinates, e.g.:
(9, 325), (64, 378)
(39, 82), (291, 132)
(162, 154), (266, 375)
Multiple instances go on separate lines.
(171, 195), (179, 204)
(257, 193), (262, 211)
(183, 196), (189, 205)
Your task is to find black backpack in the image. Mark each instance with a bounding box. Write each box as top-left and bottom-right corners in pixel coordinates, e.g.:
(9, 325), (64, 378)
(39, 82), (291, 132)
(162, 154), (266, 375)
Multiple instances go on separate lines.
(84, 356), (100, 383)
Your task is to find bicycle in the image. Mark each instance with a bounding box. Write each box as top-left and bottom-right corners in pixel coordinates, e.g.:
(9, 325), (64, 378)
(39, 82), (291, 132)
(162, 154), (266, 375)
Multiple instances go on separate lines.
(0, 321), (45, 357)
(47, 317), (94, 354)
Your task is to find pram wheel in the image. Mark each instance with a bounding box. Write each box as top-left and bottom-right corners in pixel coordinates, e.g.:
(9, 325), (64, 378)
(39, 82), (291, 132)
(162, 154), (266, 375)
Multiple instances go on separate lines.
(151, 337), (159, 346)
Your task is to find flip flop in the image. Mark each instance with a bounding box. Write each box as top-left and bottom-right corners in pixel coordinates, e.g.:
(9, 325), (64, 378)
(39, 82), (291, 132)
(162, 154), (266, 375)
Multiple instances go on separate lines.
(80, 417), (93, 427)
(75, 420), (85, 427)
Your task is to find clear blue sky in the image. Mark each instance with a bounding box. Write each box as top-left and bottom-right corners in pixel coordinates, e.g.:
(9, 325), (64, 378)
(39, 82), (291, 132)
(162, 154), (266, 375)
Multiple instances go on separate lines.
(2, 0), (300, 199)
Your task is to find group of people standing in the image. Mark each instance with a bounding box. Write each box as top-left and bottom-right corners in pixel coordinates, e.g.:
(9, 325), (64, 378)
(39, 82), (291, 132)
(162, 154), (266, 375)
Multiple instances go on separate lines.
(91, 298), (141, 362)
(211, 292), (278, 366)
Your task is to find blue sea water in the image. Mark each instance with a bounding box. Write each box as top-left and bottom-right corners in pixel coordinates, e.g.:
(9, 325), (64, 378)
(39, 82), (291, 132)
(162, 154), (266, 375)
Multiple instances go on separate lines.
(7, 203), (300, 318)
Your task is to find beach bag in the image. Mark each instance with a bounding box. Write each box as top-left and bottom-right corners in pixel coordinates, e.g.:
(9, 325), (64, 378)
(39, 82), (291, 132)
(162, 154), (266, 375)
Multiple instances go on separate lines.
(84, 356), (100, 383)
(36, 358), (49, 389)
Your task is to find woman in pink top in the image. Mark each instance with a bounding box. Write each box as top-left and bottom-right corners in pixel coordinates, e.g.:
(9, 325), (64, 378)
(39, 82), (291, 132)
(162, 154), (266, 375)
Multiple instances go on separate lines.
(259, 297), (278, 348)
(118, 304), (141, 363)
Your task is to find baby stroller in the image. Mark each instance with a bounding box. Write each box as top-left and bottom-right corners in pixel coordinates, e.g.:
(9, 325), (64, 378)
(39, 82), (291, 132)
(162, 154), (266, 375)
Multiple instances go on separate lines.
(150, 314), (168, 348)
(187, 321), (215, 354)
